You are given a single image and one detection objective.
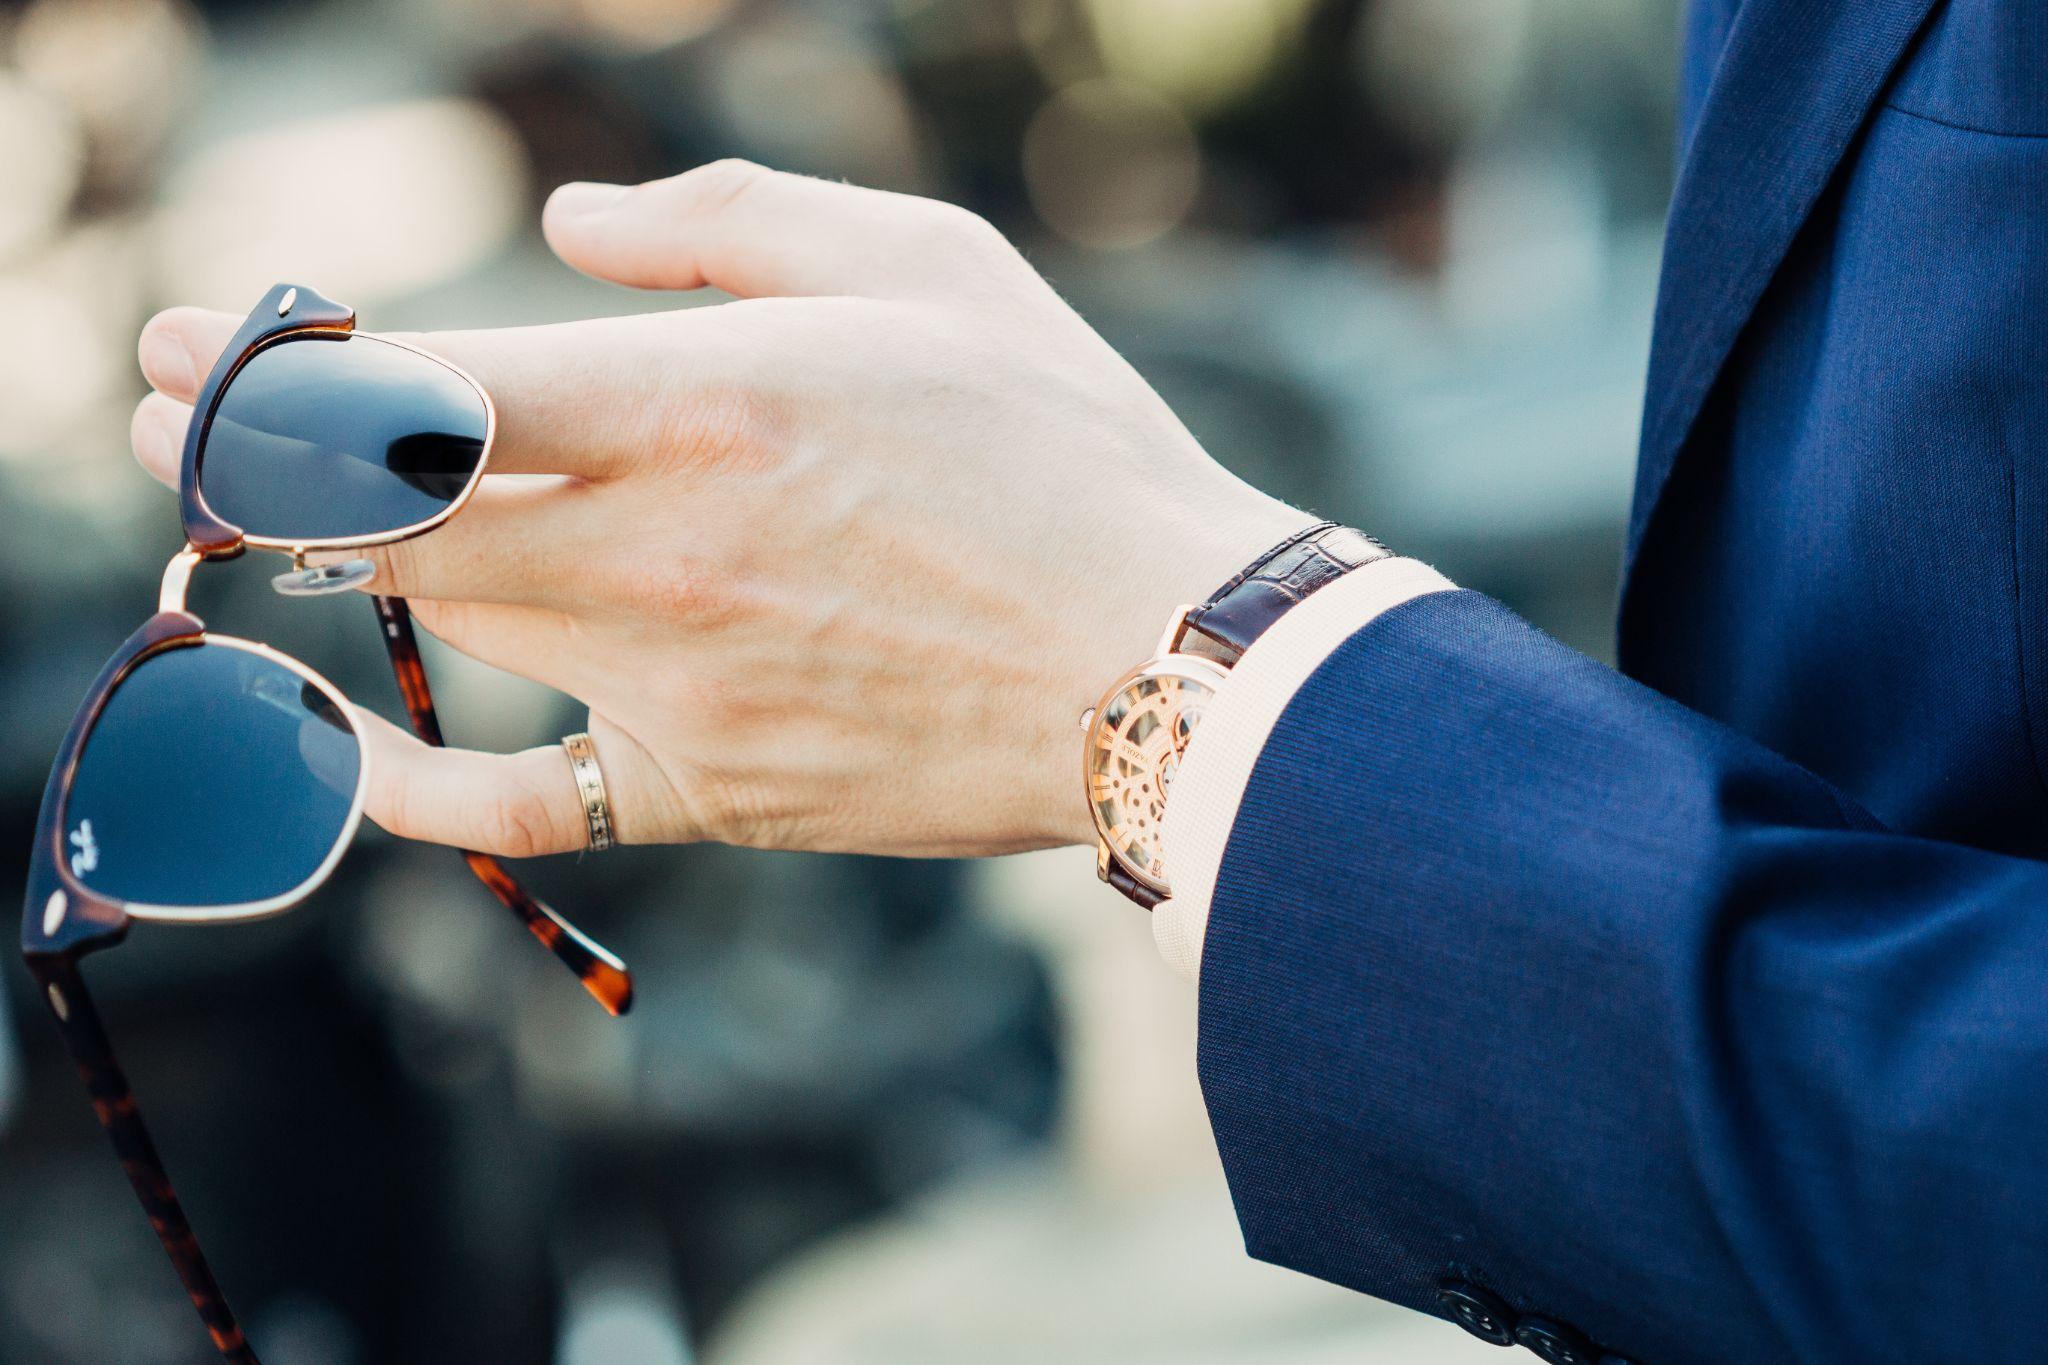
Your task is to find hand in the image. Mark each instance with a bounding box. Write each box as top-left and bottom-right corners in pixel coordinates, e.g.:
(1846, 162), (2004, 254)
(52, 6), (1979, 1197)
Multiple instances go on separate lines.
(132, 161), (1310, 860)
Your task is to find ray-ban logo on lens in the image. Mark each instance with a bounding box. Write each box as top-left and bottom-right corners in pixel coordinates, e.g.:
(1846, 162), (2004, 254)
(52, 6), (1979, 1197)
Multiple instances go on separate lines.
(68, 819), (98, 878)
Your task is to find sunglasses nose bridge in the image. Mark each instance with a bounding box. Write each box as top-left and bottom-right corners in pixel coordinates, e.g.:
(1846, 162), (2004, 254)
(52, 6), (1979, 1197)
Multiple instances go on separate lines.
(158, 545), (206, 614)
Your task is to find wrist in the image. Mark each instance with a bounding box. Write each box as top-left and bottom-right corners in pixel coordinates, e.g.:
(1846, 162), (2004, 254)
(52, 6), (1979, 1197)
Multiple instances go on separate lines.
(1027, 483), (1317, 850)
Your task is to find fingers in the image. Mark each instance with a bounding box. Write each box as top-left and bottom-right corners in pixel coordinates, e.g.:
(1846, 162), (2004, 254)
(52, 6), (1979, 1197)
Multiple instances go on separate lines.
(131, 391), (191, 487)
(138, 306), (240, 403)
(131, 381), (614, 611)
(303, 479), (589, 606)
(129, 391), (600, 609)
(353, 707), (591, 858)
(543, 159), (1021, 301)
(406, 598), (590, 697)
(135, 160), (1008, 487)
(137, 306), (684, 481)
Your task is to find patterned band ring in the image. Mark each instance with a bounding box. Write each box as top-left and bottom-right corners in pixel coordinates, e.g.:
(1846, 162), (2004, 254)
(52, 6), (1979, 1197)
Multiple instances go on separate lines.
(560, 731), (616, 853)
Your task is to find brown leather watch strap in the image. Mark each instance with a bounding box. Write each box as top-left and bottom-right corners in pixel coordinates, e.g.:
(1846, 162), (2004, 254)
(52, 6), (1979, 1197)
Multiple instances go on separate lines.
(1106, 861), (1166, 911)
(1091, 520), (1391, 912)
(1182, 522), (1391, 660)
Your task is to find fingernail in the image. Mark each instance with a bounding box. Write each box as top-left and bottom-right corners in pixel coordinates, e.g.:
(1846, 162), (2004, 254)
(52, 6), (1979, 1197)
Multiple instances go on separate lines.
(550, 181), (631, 218)
(139, 330), (195, 393)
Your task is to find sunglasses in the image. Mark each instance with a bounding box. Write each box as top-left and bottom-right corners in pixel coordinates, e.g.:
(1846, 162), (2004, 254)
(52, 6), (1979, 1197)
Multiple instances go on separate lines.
(19, 283), (632, 1363)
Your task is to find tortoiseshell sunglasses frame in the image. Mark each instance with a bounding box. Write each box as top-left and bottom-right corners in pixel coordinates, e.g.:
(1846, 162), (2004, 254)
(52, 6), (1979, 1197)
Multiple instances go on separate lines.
(19, 284), (632, 1364)
(181, 283), (630, 1012)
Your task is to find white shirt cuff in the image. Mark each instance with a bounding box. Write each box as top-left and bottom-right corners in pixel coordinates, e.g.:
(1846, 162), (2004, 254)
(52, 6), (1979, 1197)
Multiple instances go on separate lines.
(1153, 557), (1458, 981)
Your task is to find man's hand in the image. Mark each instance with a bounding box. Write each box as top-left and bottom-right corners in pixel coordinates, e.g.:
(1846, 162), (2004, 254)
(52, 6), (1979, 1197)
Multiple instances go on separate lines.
(131, 161), (1309, 859)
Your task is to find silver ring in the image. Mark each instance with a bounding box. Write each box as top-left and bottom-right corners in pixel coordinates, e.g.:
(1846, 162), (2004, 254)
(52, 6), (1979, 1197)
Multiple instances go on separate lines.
(561, 732), (616, 852)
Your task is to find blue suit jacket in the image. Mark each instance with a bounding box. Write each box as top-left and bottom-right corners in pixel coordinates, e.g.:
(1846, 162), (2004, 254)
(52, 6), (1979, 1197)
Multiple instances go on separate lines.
(1197, 2), (2048, 1361)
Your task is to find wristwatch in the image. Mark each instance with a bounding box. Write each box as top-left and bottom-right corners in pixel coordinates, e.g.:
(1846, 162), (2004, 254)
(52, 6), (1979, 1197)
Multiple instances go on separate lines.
(1081, 521), (1391, 908)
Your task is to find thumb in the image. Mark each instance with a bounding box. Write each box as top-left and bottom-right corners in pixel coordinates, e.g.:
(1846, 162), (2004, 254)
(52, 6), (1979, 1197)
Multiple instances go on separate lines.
(353, 708), (597, 859)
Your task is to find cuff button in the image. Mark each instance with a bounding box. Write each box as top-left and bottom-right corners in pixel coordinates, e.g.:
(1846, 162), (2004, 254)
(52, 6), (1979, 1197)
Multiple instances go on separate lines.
(1436, 1281), (1516, 1346)
(1514, 1317), (1597, 1365)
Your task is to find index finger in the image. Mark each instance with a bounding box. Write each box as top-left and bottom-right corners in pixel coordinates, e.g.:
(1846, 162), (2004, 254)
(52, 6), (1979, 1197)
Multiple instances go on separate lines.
(135, 304), (678, 481)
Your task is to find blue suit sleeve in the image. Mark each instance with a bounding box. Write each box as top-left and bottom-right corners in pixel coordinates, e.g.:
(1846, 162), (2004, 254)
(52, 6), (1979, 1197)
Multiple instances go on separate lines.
(1198, 588), (2048, 1365)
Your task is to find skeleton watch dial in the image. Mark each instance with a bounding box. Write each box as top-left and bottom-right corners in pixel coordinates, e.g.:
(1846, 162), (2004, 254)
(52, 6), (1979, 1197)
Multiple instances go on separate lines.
(1084, 659), (1226, 895)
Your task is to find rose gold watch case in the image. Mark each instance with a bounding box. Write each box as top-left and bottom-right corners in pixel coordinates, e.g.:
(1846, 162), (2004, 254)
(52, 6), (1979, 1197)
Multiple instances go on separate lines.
(1081, 606), (1231, 898)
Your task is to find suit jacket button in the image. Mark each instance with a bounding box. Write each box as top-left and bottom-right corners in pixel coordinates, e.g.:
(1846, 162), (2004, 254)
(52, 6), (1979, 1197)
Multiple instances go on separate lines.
(1435, 1281), (1515, 1346)
(1514, 1317), (1597, 1365)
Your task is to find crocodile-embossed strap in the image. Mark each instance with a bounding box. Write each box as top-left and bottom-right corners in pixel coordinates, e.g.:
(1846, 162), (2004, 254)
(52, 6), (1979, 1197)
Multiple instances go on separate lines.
(1107, 861), (1166, 910)
(1094, 521), (1391, 912)
(1181, 522), (1392, 661)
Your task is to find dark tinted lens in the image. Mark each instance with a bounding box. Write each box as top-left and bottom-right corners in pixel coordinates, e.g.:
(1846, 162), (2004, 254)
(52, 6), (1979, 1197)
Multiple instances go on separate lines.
(199, 332), (487, 542)
(61, 642), (362, 910)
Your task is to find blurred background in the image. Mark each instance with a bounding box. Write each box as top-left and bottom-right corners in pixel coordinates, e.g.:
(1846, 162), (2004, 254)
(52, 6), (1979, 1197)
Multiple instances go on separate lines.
(0, 0), (1678, 1360)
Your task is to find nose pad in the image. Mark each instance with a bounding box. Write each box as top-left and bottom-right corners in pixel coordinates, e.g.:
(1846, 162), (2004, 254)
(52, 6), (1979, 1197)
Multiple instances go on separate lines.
(271, 558), (378, 597)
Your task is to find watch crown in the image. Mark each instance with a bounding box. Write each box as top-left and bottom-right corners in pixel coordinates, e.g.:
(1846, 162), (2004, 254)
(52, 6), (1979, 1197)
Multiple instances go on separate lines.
(1078, 706), (1095, 731)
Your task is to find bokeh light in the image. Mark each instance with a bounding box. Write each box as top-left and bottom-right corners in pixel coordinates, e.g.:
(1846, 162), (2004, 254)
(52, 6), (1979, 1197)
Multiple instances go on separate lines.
(1023, 78), (1199, 250)
(150, 97), (529, 308)
(566, 0), (737, 52)
(0, 273), (118, 457)
(0, 73), (83, 263)
(1362, 0), (1536, 149)
(1080, 0), (1319, 111)
(13, 0), (205, 191)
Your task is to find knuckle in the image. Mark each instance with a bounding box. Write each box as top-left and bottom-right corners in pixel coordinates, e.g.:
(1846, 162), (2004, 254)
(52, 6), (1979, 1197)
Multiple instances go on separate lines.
(915, 199), (1009, 257)
(677, 157), (771, 216)
(373, 763), (419, 839)
(675, 763), (766, 846)
(373, 538), (419, 594)
(664, 378), (790, 473)
(473, 781), (561, 860)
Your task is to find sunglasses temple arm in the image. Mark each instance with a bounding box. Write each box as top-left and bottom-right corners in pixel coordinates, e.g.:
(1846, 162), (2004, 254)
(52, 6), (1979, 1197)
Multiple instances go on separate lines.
(370, 594), (634, 1017)
(25, 956), (262, 1364)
